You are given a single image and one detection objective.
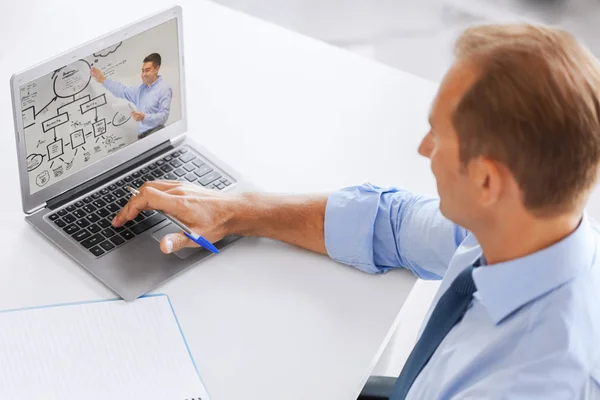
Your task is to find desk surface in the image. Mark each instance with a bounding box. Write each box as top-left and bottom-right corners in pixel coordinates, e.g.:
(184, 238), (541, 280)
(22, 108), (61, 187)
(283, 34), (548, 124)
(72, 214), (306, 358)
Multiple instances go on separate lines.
(0, 1), (445, 399)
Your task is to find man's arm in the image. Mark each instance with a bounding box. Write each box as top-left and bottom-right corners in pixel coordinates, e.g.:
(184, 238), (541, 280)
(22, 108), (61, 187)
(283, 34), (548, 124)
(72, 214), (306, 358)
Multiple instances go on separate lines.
(102, 79), (138, 104)
(113, 182), (467, 279)
(141, 88), (172, 127)
(322, 183), (468, 278)
(90, 67), (137, 104)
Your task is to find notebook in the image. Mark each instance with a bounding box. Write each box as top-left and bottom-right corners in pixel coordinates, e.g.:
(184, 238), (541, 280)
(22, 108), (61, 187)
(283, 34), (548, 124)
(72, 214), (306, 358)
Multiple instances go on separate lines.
(0, 294), (210, 400)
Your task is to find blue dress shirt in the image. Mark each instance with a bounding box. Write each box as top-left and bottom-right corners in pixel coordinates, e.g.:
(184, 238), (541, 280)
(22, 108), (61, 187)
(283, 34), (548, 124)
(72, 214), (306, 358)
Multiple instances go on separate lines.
(103, 76), (172, 135)
(325, 183), (600, 399)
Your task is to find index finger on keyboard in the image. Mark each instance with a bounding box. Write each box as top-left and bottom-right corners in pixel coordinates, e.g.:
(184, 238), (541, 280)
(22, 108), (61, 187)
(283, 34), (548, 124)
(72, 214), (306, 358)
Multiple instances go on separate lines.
(113, 186), (172, 227)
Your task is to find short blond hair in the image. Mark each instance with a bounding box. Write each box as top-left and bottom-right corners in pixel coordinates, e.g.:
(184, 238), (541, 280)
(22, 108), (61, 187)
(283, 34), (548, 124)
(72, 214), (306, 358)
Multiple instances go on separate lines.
(453, 24), (600, 217)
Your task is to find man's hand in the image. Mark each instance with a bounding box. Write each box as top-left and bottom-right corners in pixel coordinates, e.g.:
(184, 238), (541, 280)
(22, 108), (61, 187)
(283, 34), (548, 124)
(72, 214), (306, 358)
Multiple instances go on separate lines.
(112, 180), (329, 255)
(90, 67), (106, 84)
(131, 111), (145, 121)
(113, 181), (240, 254)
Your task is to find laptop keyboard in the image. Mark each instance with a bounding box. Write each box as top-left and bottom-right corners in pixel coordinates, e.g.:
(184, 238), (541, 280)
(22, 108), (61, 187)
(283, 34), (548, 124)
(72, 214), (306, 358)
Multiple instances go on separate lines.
(46, 146), (234, 258)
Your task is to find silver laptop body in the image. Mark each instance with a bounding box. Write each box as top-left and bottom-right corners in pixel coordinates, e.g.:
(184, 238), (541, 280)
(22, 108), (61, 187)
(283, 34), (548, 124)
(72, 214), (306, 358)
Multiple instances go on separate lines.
(10, 6), (253, 300)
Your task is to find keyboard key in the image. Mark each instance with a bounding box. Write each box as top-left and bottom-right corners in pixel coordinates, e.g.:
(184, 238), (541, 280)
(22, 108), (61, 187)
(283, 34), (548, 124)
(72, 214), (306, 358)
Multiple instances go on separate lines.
(100, 241), (115, 251)
(88, 224), (101, 234)
(194, 165), (212, 177)
(83, 204), (97, 214)
(103, 194), (116, 203)
(180, 147), (188, 153)
(121, 230), (135, 240)
(141, 210), (156, 217)
(185, 173), (197, 182)
(163, 155), (173, 162)
(164, 173), (177, 180)
(160, 164), (173, 173)
(91, 192), (101, 199)
(93, 199), (107, 208)
(151, 170), (163, 178)
(98, 219), (111, 229)
(66, 205), (76, 212)
(117, 198), (128, 207)
(132, 179), (144, 188)
(144, 174), (155, 181)
(184, 164), (196, 172)
(192, 159), (205, 168)
(48, 213), (59, 221)
(113, 189), (126, 198)
(171, 159), (183, 169)
(86, 213), (100, 223)
(72, 209), (86, 219)
(131, 213), (166, 235)
(97, 209), (110, 218)
(124, 175), (134, 182)
(76, 219), (90, 228)
(63, 214), (76, 224)
(198, 171), (222, 186)
(100, 188), (110, 196)
(115, 180), (125, 187)
(222, 179), (232, 186)
(156, 159), (165, 166)
(110, 235), (125, 246)
(108, 184), (117, 191)
(58, 209), (67, 216)
(54, 219), (66, 228)
(72, 229), (91, 242)
(101, 228), (116, 238)
(75, 201), (84, 208)
(148, 163), (158, 170)
(63, 224), (80, 235)
(134, 214), (146, 223)
(89, 246), (105, 257)
(172, 151), (181, 157)
(81, 234), (104, 248)
(174, 168), (186, 177)
(106, 203), (120, 213)
(125, 221), (136, 228)
(83, 196), (93, 204)
(216, 183), (225, 190)
(132, 171), (141, 178)
(114, 225), (126, 232)
(180, 153), (195, 163)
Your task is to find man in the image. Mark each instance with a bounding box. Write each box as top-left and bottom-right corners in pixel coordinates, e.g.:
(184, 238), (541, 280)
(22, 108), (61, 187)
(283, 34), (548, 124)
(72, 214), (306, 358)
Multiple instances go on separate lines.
(90, 53), (172, 139)
(113, 24), (600, 398)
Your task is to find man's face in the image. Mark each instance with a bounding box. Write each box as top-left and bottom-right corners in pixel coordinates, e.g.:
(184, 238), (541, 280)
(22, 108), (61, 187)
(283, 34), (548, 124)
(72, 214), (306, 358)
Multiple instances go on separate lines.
(418, 63), (482, 225)
(141, 62), (159, 86)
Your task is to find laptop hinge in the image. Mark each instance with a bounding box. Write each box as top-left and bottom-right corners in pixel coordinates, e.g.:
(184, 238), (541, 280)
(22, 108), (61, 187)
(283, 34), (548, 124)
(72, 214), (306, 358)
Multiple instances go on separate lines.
(46, 140), (174, 210)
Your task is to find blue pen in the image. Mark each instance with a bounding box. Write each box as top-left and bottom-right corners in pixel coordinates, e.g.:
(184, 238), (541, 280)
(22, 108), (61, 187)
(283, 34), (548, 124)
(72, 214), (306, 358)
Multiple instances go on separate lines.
(125, 186), (219, 254)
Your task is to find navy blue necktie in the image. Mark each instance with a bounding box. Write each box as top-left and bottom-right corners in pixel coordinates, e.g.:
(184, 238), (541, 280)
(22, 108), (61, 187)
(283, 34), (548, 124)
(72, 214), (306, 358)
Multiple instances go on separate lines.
(390, 260), (480, 400)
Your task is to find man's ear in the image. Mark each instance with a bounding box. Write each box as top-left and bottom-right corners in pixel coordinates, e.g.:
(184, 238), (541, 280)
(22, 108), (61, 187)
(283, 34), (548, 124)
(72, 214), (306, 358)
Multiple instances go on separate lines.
(471, 156), (502, 207)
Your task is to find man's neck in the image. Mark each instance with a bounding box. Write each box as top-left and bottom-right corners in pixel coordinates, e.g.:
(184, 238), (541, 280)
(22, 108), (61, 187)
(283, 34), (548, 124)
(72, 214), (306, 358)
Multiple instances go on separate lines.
(472, 212), (582, 265)
(145, 76), (159, 87)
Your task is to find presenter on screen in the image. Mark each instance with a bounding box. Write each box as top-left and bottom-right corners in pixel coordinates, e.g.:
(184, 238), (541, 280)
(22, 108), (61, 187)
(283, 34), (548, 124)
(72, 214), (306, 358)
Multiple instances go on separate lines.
(90, 53), (172, 139)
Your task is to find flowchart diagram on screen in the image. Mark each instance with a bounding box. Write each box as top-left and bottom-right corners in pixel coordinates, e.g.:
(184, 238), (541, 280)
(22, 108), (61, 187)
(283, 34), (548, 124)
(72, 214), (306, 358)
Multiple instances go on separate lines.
(21, 42), (139, 193)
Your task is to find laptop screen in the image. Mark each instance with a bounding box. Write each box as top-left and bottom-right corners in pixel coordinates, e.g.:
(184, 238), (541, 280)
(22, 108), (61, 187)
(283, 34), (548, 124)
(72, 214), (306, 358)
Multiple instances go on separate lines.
(19, 18), (182, 194)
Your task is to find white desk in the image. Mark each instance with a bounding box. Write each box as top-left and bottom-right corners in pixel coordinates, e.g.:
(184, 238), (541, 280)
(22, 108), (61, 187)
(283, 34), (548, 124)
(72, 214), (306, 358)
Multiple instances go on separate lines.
(0, 1), (444, 399)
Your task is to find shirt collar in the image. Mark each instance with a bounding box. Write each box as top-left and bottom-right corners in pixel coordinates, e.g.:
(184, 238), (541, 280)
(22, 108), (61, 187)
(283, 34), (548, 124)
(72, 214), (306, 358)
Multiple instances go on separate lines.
(472, 214), (597, 325)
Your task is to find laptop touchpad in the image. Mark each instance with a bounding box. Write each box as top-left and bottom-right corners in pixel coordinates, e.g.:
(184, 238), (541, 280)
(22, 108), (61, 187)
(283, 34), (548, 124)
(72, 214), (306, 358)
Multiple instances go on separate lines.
(151, 223), (201, 260)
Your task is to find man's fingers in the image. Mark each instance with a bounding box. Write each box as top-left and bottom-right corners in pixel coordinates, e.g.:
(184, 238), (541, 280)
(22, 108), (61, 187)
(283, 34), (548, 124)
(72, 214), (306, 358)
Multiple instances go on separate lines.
(112, 186), (172, 226)
(160, 232), (197, 254)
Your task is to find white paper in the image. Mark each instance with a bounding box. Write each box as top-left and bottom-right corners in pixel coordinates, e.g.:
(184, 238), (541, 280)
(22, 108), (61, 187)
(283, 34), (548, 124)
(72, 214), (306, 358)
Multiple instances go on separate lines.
(0, 295), (210, 400)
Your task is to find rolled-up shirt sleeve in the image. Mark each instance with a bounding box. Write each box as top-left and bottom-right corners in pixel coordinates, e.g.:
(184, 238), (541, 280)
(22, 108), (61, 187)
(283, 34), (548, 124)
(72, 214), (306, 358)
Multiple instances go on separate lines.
(324, 183), (469, 280)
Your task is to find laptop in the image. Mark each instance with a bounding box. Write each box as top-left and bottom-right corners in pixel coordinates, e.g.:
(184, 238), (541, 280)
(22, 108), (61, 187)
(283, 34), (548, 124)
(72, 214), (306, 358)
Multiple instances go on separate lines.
(10, 6), (254, 300)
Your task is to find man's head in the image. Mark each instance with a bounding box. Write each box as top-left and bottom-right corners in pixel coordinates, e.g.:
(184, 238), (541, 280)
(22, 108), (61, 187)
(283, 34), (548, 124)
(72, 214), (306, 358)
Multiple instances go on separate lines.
(419, 24), (600, 230)
(141, 53), (161, 86)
